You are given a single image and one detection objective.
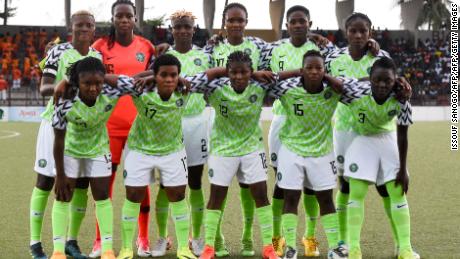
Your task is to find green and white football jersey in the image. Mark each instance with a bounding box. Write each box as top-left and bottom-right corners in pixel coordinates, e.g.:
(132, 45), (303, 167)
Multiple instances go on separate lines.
(52, 76), (136, 158)
(343, 81), (413, 135)
(271, 77), (365, 157)
(41, 43), (102, 121)
(166, 45), (211, 116)
(188, 73), (273, 156)
(264, 39), (337, 116)
(204, 36), (268, 70)
(325, 47), (389, 131)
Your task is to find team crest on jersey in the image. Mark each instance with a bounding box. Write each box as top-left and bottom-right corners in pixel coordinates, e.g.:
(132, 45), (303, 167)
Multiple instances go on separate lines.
(208, 168), (214, 178)
(349, 163), (359, 173)
(324, 90), (333, 99)
(337, 155), (344, 163)
(194, 58), (202, 66)
(136, 52), (145, 62)
(388, 110), (397, 116)
(38, 159), (47, 168)
(123, 170), (127, 178)
(244, 48), (252, 55)
(249, 94), (258, 103)
(276, 172), (282, 181)
(271, 153), (277, 162)
(104, 104), (113, 112)
(176, 98), (184, 107)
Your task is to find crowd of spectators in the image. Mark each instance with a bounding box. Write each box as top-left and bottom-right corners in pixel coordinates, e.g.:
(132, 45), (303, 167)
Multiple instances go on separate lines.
(0, 26), (451, 106)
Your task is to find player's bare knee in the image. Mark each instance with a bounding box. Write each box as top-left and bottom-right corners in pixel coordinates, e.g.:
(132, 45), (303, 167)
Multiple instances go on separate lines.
(315, 189), (335, 215)
(207, 184), (228, 210)
(35, 174), (54, 191)
(272, 184), (284, 199)
(376, 184), (389, 197)
(75, 177), (90, 189)
(188, 167), (203, 190)
(125, 186), (146, 203)
(283, 189), (301, 213)
(165, 185), (186, 202)
(339, 177), (350, 194)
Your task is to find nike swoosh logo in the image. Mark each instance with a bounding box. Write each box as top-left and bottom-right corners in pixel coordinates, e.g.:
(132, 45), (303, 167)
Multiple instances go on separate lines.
(397, 204), (407, 208)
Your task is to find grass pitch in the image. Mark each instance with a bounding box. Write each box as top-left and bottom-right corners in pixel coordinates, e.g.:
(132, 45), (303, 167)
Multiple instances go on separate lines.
(0, 121), (459, 258)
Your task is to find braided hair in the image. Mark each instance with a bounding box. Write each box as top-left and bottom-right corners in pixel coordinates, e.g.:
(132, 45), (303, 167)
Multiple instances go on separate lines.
(217, 2), (248, 42)
(345, 12), (372, 30)
(108, 0), (136, 49)
(226, 50), (252, 71)
(66, 57), (106, 98)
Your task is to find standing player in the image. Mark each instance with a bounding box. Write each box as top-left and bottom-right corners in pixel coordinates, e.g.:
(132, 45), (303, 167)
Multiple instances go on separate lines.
(263, 5), (337, 257)
(324, 13), (419, 258)
(108, 54), (207, 259)
(272, 50), (357, 259)
(30, 10), (100, 259)
(50, 57), (136, 259)
(203, 3), (270, 256)
(196, 51), (281, 259)
(150, 10), (210, 257)
(90, 1), (156, 257)
(341, 57), (415, 259)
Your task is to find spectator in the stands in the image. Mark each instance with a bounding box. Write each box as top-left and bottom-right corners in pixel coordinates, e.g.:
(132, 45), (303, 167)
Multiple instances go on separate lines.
(0, 74), (7, 101)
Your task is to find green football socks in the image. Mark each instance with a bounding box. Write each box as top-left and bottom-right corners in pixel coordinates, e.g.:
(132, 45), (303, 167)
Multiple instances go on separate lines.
(336, 190), (349, 243)
(52, 201), (69, 253)
(256, 205), (273, 246)
(240, 187), (255, 242)
(271, 197), (284, 237)
(347, 179), (368, 250)
(282, 213), (298, 249)
(189, 188), (205, 239)
(321, 213), (340, 248)
(95, 199), (113, 253)
(386, 181), (412, 251)
(303, 194), (319, 238)
(67, 188), (88, 240)
(155, 187), (169, 238)
(205, 209), (222, 246)
(120, 199), (140, 249)
(170, 199), (191, 249)
(30, 187), (50, 244)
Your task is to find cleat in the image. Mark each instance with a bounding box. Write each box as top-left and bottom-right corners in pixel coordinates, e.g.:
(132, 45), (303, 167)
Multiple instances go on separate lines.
(214, 236), (229, 257)
(116, 248), (134, 259)
(89, 240), (101, 258)
(398, 248), (416, 259)
(328, 244), (348, 258)
(272, 236), (285, 257)
(348, 248), (362, 259)
(30, 242), (48, 259)
(190, 238), (204, 256)
(302, 237), (320, 257)
(50, 251), (66, 259)
(262, 244), (280, 259)
(177, 246), (198, 259)
(240, 238), (255, 257)
(101, 250), (116, 259)
(200, 245), (215, 259)
(283, 246), (297, 259)
(136, 238), (151, 257)
(151, 237), (172, 257)
(395, 246), (420, 259)
(65, 240), (88, 259)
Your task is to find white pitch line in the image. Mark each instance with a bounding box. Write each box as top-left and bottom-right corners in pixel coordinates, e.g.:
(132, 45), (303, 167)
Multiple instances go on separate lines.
(0, 130), (21, 139)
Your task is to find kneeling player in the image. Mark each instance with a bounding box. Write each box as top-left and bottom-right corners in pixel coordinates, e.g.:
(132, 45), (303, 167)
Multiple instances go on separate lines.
(51, 57), (138, 259)
(343, 57), (415, 259)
